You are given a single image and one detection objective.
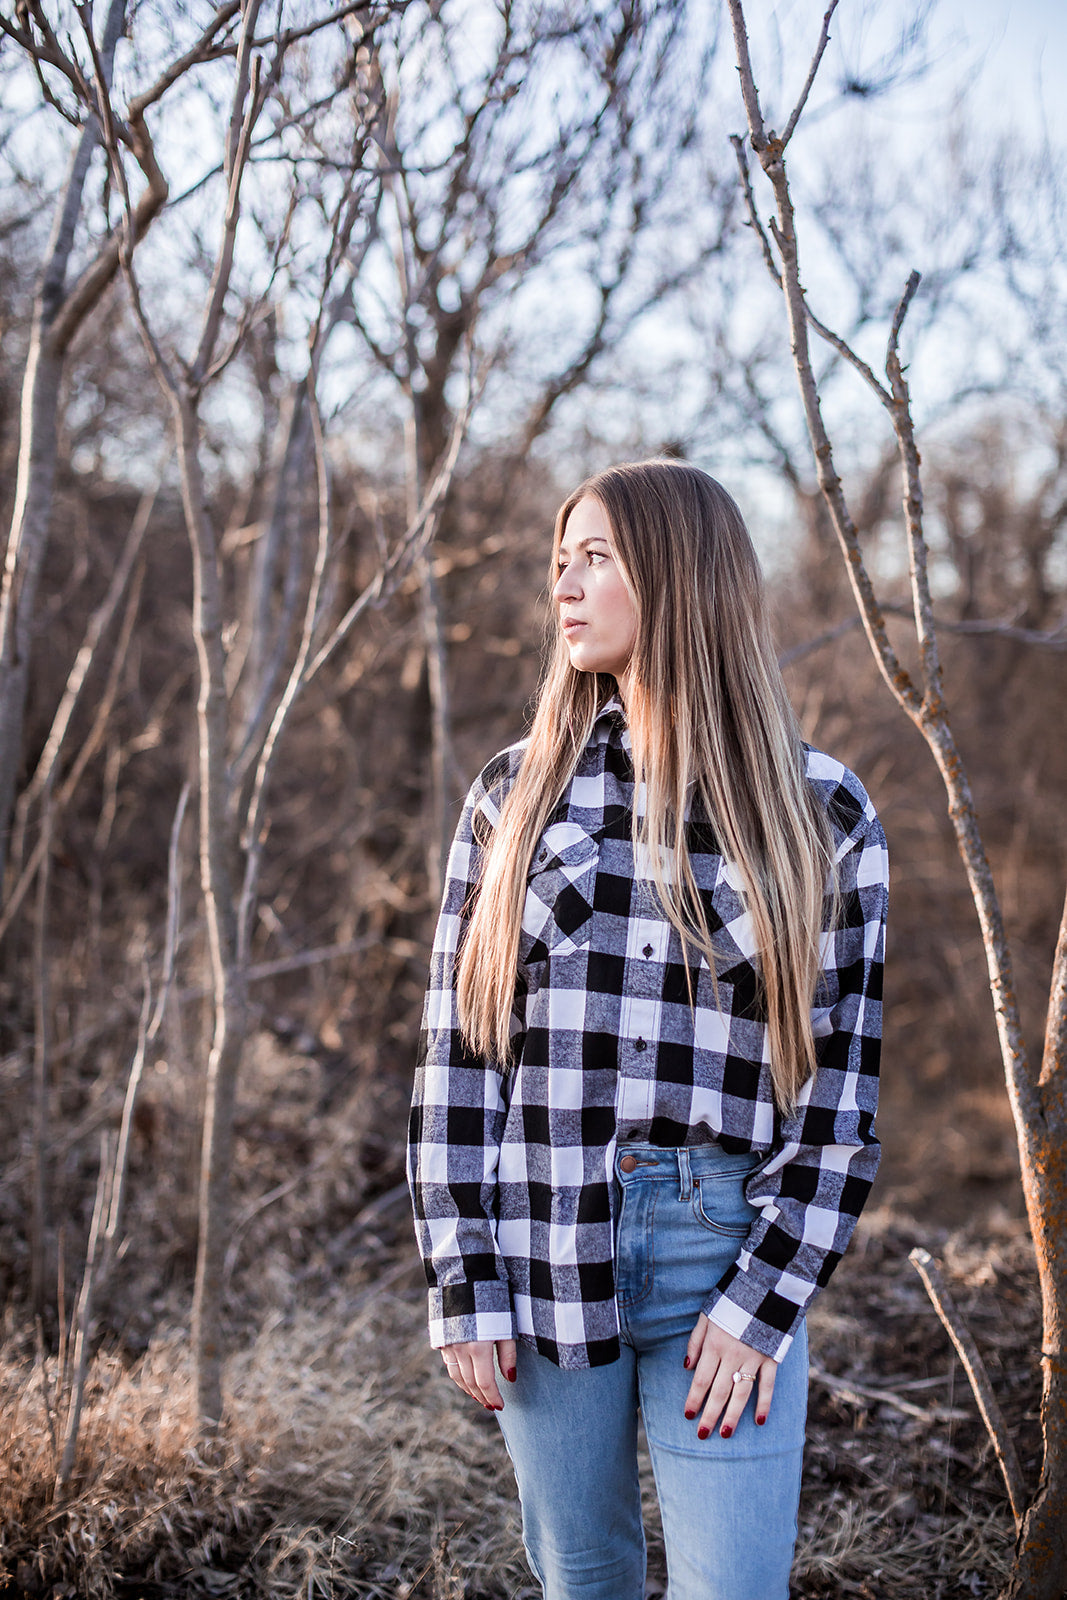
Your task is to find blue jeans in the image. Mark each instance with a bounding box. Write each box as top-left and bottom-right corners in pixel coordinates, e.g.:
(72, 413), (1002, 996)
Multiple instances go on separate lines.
(496, 1143), (807, 1600)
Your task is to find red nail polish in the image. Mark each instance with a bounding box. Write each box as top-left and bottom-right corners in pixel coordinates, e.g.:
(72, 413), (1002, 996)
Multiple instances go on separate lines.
(721, 1424), (733, 1439)
(684, 1409), (696, 1420)
(697, 1426), (709, 1440)
(507, 1368), (517, 1383)
(756, 1415), (767, 1426)
(683, 1355), (691, 1369)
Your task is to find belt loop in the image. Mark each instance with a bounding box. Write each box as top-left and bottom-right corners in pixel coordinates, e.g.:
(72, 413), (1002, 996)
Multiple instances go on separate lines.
(677, 1147), (693, 1202)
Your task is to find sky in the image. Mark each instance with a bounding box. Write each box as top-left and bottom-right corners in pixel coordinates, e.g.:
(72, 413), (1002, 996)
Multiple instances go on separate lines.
(932, 0), (1067, 139)
(825, 0), (1067, 145)
(730, 0), (1067, 148)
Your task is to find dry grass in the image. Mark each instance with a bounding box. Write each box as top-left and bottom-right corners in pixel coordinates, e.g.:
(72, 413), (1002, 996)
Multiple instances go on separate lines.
(0, 1285), (531, 1599)
(0, 1201), (1038, 1600)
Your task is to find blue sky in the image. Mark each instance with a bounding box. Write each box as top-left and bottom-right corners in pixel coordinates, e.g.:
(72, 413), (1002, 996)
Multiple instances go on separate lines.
(926, 0), (1066, 136)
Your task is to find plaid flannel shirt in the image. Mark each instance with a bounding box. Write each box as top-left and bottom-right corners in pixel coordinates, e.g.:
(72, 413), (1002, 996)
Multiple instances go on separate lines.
(408, 698), (888, 1368)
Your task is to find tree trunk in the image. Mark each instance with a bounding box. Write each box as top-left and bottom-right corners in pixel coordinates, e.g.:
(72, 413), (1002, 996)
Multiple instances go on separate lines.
(0, 0), (127, 885)
(410, 400), (455, 895)
(1008, 888), (1067, 1597)
(0, 216), (86, 886)
(175, 391), (246, 1428)
(724, 8), (1067, 1588)
(1008, 1219), (1067, 1595)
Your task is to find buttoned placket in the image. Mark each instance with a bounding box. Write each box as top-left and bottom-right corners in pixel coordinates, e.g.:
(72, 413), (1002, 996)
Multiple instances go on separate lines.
(616, 863), (670, 1137)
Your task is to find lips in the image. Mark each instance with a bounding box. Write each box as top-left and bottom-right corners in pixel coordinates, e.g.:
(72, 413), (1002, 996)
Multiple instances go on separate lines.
(561, 617), (586, 633)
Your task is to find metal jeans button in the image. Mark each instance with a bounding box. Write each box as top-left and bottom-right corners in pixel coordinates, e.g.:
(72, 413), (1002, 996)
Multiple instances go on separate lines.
(619, 1154), (638, 1173)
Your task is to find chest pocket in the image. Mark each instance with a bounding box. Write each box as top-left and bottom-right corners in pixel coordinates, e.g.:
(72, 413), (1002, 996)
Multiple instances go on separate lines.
(519, 821), (600, 966)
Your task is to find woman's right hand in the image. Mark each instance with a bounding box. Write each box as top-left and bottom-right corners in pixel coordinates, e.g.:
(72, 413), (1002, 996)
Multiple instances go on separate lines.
(440, 1338), (517, 1411)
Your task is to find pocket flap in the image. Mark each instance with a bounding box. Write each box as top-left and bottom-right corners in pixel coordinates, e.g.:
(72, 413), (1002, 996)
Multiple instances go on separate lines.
(521, 822), (600, 961)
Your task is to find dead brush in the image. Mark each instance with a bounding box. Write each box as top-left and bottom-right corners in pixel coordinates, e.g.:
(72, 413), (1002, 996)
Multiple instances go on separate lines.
(225, 1291), (531, 1597)
(0, 1288), (531, 1599)
(0, 1334), (248, 1596)
(792, 1496), (1014, 1598)
(0, 1213), (1037, 1598)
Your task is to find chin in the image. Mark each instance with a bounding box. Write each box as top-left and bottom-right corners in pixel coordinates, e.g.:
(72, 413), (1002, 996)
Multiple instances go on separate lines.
(568, 647), (616, 677)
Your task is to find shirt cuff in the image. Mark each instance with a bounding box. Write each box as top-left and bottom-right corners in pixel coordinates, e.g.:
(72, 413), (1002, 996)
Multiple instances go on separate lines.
(428, 1278), (514, 1349)
(700, 1278), (805, 1363)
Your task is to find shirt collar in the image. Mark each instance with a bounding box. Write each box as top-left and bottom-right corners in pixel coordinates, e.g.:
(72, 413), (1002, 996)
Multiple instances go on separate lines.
(595, 693), (625, 724)
(593, 693), (630, 747)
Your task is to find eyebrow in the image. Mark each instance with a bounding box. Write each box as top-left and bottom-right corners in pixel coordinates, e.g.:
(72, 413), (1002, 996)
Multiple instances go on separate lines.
(558, 534), (611, 554)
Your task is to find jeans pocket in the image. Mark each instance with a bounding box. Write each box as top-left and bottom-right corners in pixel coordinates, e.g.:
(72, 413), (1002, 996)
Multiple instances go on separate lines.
(691, 1174), (756, 1238)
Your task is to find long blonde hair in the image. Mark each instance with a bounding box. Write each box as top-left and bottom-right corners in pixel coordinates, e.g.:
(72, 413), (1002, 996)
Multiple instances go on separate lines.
(457, 460), (837, 1111)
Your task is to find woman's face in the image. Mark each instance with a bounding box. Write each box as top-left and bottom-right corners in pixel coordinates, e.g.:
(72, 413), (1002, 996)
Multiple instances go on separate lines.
(552, 495), (639, 690)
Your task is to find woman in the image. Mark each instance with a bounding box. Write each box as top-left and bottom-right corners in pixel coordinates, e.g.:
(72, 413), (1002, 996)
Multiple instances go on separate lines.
(408, 461), (888, 1600)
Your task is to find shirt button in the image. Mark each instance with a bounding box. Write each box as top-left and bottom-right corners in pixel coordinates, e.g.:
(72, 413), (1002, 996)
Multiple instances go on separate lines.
(642, 943), (653, 959)
(625, 1128), (642, 1140)
(634, 1038), (647, 1053)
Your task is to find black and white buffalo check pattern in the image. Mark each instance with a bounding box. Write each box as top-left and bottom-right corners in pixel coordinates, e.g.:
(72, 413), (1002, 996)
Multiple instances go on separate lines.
(408, 699), (888, 1367)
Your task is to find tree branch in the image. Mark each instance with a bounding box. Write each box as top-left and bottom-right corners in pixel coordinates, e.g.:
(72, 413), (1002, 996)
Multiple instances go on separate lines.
(781, 2), (840, 149)
(909, 1247), (1027, 1528)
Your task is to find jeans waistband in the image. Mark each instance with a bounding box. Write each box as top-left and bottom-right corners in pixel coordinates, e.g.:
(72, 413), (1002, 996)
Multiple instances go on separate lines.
(613, 1142), (760, 1201)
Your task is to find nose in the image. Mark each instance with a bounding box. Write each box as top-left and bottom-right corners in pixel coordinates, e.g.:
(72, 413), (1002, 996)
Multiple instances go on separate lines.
(553, 562), (582, 603)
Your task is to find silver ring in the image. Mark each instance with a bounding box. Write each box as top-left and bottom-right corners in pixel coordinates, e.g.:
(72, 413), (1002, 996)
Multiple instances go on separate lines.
(732, 1369), (759, 1384)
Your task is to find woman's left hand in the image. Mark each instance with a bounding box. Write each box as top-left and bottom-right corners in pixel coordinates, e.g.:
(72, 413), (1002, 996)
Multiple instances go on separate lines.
(683, 1313), (777, 1440)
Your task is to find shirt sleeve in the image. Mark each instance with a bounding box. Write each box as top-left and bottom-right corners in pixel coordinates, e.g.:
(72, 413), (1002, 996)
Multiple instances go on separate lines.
(701, 803), (888, 1362)
(407, 761), (518, 1350)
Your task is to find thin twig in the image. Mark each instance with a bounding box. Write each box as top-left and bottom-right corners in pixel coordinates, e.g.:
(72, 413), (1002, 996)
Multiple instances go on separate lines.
(34, 1316), (60, 1465)
(9, 460), (166, 878)
(56, 1133), (113, 1493)
(30, 798), (53, 1321)
(303, 369), (478, 684)
(149, 782), (192, 1042)
(235, 348), (336, 966)
(781, 1), (840, 149)
(127, 4), (242, 122)
(0, 556), (147, 946)
(241, 934), (421, 982)
(102, 965), (153, 1265)
(809, 1364), (969, 1424)
(727, 0), (767, 152)
(1041, 881), (1067, 1091)
(778, 607), (1067, 668)
(909, 1246), (1027, 1528)
(729, 134), (780, 285)
(886, 269), (922, 379)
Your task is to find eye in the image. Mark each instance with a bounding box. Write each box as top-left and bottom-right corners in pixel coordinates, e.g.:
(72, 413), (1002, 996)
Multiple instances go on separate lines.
(588, 549), (607, 565)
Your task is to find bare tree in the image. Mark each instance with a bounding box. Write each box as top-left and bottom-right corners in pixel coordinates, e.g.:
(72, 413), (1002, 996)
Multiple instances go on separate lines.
(77, 0), (488, 1426)
(725, 2), (1067, 1591)
(3, 0), (448, 1424)
(0, 0), (173, 886)
(342, 0), (725, 885)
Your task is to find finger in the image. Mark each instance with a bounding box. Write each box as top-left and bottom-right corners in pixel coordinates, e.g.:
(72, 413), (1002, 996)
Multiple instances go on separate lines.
(496, 1338), (518, 1384)
(465, 1345), (505, 1410)
(683, 1330), (725, 1418)
(754, 1359), (777, 1427)
(441, 1349), (476, 1403)
(716, 1370), (758, 1438)
(441, 1344), (501, 1409)
(450, 1349), (484, 1406)
(684, 1318), (726, 1420)
(695, 1365), (736, 1439)
(683, 1312), (709, 1374)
